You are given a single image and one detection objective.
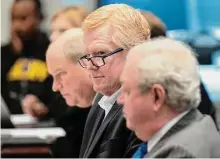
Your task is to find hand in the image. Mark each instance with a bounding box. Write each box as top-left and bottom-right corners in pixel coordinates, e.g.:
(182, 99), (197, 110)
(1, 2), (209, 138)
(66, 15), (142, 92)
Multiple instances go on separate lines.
(11, 30), (23, 54)
(22, 94), (49, 118)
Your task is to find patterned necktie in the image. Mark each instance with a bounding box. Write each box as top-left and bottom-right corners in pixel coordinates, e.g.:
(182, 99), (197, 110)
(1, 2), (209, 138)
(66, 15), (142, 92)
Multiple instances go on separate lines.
(132, 142), (148, 158)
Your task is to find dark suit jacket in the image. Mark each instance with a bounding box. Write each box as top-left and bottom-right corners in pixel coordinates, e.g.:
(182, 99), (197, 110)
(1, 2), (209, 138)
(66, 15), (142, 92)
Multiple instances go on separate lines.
(50, 95), (91, 158)
(79, 93), (141, 158)
(146, 109), (220, 158)
(51, 105), (91, 158)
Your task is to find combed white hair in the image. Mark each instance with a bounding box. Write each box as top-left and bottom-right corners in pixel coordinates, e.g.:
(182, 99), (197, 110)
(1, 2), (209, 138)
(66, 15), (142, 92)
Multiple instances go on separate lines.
(51, 28), (84, 63)
(133, 37), (201, 112)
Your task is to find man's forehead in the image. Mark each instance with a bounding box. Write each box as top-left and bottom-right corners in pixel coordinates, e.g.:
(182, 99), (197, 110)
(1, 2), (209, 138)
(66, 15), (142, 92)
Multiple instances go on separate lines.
(47, 42), (63, 58)
(46, 45), (67, 73)
(127, 46), (144, 63)
(84, 25), (115, 52)
(122, 53), (140, 79)
(120, 67), (134, 88)
(12, 0), (36, 13)
(85, 25), (113, 38)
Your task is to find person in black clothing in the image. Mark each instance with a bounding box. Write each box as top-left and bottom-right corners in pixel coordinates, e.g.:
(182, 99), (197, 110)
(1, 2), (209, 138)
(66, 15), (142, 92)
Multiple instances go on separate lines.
(15, 6), (91, 157)
(141, 11), (216, 123)
(49, 95), (91, 158)
(1, 0), (54, 115)
(46, 28), (96, 157)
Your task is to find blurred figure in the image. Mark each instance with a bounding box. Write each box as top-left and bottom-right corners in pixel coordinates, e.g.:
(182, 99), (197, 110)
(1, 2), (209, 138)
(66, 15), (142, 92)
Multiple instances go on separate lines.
(22, 6), (89, 119)
(1, 0), (53, 115)
(46, 28), (95, 157)
(141, 11), (217, 123)
(50, 6), (89, 41)
(118, 38), (220, 158)
(78, 4), (150, 158)
(20, 6), (90, 157)
(141, 11), (166, 38)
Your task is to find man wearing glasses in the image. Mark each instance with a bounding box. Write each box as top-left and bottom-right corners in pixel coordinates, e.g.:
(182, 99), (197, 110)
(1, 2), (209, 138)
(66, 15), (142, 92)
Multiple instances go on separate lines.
(78, 4), (151, 158)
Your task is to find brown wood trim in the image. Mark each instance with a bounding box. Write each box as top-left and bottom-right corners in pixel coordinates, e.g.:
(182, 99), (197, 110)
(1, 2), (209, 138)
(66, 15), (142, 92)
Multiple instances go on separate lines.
(1, 146), (50, 154)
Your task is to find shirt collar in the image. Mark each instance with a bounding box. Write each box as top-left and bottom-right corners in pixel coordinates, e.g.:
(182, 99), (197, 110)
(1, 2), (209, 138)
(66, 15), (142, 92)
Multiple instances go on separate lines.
(98, 89), (121, 118)
(148, 109), (190, 152)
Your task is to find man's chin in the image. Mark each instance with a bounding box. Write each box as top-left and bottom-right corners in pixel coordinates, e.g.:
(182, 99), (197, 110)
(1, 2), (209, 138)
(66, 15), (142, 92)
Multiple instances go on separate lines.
(126, 121), (135, 131)
(93, 85), (116, 96)
(93, 85), (104, 93)
(65, 100), (75, 107)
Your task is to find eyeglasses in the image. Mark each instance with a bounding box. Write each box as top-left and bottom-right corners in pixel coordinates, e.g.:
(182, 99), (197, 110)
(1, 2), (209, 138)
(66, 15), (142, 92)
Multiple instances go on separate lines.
(78, 48), (124, 68)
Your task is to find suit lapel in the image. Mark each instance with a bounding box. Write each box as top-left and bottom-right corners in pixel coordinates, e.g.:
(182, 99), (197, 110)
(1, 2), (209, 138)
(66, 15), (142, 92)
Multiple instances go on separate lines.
(146, 109), (203, 157)
(85, 102), (122, 157)
(83, 105), (105, 157)
(80, 94), (103, 157)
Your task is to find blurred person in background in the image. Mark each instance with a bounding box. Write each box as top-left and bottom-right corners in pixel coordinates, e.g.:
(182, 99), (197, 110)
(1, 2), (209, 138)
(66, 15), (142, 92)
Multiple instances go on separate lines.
(140, 11), (166, 38)
(50, 6), (89, 42)
(118, 38), (220, 158)
(21, 6), (91, 157)
(141, 11), (217, 124)
(22, 5), (90, 124)
(1, 0), (53, 115)
(46, 28), (95, 158)
(78, 4), (151, 158)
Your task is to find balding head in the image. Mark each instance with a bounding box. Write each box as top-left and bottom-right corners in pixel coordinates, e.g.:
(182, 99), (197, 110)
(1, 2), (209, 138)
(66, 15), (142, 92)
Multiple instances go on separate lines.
(47, 28), (84, 63)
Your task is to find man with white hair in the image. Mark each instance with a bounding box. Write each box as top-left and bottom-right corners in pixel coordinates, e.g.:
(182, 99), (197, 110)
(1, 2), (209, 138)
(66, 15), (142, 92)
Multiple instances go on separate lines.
(78, 4), (150, 158)
(118, 37), (220, 158)
(46, 28), (95, 157)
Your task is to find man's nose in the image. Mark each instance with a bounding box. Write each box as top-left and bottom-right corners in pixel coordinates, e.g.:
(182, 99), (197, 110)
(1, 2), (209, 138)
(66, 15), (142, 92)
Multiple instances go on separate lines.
(87, 60), (99, 70)
(52, 81), (61, 92)
(12, 21), (23, 31)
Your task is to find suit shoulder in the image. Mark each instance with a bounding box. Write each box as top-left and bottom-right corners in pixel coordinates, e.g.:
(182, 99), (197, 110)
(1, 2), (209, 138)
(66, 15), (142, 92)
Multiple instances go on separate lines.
(152, 145), (195, 158)
(164, 116), (220, 157)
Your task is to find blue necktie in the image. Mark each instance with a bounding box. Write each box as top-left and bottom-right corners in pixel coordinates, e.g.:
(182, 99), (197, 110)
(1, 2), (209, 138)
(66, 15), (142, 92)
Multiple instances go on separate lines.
(132, 142), (148, 158)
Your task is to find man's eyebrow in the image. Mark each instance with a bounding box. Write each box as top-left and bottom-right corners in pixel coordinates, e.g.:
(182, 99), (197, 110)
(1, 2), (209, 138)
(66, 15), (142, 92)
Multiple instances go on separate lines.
(52, 68), (63, 75)
(88, 45), (111, 54)
(90, 49), (107, 55)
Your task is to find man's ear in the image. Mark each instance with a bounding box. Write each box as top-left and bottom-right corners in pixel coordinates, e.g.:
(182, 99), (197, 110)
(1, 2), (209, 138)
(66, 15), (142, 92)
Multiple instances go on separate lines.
(151, 84), (166, 111)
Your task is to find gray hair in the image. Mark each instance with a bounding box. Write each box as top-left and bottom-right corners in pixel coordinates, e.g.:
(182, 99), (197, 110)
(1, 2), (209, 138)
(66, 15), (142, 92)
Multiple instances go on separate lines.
(58, 28), (84, 63)
(134, 38), (201, 113)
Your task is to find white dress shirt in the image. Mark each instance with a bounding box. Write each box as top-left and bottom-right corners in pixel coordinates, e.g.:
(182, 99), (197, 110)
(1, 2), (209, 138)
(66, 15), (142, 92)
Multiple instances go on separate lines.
(148, 110), (190, 152)
(98, 89), (121, 120)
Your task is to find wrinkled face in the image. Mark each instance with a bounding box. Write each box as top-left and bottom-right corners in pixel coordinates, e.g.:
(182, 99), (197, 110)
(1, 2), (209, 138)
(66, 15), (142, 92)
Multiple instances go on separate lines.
(46, 46), (89, 107)
(11, 0), (40, 40)
(50, 15), (73, 42)
(83, 25), (126, 96)
(117, 55), (156, 141)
